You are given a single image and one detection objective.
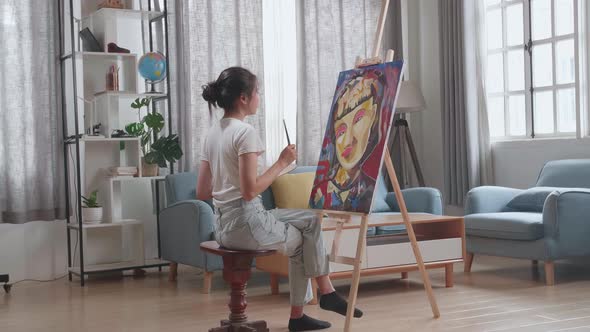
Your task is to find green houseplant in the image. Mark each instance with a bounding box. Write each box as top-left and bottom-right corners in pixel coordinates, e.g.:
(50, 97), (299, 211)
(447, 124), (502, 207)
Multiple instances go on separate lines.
(125, 97), (183, 176)
(81, 190), (103, 224)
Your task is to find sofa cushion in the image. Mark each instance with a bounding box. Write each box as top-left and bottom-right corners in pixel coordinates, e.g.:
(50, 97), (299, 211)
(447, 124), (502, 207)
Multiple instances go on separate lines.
(370, 174), (391, 212)
(270, 172), (316, 209)
(505, 187), (562, 212)
(465, 212), (544, 241)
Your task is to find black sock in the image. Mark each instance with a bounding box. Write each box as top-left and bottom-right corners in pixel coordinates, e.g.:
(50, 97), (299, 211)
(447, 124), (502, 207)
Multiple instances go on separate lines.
(288, 314), (331, 332)
(319, 291), (364, 318)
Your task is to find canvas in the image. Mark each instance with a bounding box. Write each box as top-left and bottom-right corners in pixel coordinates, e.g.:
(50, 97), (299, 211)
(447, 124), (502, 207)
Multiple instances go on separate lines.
(308, 61), (404, 213)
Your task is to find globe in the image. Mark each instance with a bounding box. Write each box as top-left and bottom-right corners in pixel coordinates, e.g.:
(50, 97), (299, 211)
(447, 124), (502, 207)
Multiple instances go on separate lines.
(138, 52), (167, 83)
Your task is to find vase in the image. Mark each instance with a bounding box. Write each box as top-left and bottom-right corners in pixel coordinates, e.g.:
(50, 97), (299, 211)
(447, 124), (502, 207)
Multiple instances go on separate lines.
(82, 207), (103, 224)
(142, 158), (159, 177)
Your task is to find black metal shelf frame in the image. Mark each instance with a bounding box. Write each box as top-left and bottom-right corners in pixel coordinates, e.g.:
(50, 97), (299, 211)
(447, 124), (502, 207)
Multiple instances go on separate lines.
(58, 0), (173, 286)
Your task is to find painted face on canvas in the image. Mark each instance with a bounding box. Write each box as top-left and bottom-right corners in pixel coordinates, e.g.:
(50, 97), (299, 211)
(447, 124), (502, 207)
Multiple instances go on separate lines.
(333, 77), (377, 170)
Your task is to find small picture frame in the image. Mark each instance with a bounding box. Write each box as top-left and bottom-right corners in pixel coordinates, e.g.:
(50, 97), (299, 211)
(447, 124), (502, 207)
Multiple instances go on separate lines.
(79, 28), (102, 52)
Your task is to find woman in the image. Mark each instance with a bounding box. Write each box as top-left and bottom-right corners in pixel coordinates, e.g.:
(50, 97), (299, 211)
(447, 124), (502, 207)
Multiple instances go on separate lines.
(196, 67), (363, 332)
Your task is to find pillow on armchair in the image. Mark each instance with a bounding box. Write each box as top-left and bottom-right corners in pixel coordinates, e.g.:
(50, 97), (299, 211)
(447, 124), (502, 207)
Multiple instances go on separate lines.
(270, 172), (315, 209)
(505, 187), (565, 212)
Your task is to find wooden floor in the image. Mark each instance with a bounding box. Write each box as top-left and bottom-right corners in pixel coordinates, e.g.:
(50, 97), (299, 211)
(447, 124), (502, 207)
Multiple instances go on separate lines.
(3, 256), (590, 332)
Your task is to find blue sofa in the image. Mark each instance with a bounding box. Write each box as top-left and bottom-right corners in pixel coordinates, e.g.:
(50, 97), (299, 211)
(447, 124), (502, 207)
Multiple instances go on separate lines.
(464, 159), (590, 285)
(160, 166), (443, 293)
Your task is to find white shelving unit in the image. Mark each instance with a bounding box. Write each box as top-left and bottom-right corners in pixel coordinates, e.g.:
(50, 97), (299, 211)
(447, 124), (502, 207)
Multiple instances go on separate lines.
(61, 0), (172, 284)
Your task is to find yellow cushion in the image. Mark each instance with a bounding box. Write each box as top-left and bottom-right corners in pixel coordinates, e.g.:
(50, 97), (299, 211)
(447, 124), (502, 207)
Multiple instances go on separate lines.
(270, 172), (315, 209)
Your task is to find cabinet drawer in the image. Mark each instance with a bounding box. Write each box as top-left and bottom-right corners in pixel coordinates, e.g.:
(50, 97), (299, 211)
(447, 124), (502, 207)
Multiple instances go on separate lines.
(366, 238), (462, 268)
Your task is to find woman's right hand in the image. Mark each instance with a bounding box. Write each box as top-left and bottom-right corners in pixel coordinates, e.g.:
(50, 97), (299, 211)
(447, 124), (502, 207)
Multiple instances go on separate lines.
(279, 144), (297, 167)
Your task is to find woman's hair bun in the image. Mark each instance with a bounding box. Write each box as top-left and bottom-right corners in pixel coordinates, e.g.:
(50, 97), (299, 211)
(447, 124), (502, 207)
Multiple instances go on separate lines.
(202, 81), (219, 104)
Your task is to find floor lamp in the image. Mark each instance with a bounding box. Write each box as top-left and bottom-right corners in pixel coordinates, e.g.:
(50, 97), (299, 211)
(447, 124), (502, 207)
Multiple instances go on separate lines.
(391, 81), (427, 187)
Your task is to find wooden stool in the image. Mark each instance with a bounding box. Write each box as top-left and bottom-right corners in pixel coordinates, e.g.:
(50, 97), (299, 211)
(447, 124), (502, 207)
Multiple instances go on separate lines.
(200, 241), (276, 332)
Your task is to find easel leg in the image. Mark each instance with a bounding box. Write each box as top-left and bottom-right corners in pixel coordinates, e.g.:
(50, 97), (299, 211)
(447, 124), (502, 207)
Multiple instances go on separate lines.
(344, 215), (369, 332)
(385, 146), (440, 318)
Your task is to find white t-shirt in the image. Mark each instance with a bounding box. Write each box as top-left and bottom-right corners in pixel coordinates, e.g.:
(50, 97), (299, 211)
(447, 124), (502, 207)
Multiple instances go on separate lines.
(200, 118), (265, 207)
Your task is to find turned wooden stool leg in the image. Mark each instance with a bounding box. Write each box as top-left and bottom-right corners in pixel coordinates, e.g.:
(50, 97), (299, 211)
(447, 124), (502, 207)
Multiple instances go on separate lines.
(208, 254), (269, 332)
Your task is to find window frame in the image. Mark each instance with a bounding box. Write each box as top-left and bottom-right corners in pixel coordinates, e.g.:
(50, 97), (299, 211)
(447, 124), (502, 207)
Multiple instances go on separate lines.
(485, 0), (582, 141)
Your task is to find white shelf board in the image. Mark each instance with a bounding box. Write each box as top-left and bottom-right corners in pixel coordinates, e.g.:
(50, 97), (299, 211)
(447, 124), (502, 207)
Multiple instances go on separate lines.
(69, 258), (169, 274)
(75, 51), (137, 60)
(108, 176), (165, 182)
(82, 136), (140, 142)
(68, 219), (142, 230)
(83, 8), (164, 21)
(93, 91), (167, 99)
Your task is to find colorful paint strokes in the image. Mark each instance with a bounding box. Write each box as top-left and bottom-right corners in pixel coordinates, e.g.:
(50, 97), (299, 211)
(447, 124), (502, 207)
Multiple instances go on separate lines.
(309, 61), (404, 213)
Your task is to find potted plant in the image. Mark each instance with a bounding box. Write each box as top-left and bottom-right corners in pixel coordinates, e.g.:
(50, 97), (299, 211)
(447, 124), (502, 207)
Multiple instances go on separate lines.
(125, 97), (183, 176)
(81, 190), (103, 224)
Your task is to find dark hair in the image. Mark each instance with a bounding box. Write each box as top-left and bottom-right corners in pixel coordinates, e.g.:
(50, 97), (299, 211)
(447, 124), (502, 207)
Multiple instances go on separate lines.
(202, 67), (257, 116)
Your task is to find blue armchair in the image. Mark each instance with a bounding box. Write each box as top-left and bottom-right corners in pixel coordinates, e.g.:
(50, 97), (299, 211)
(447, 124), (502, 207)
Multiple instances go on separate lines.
(464, 159), (590, 285)
(160, 166), (443, 293)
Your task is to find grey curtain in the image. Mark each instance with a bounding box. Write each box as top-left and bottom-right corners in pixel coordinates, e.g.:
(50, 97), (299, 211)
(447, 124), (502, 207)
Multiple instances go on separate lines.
(439, 0), (493, 206)
(296, 0), (403, 166)
(0, 1), (64, 223)
(171, 0), (266, 172)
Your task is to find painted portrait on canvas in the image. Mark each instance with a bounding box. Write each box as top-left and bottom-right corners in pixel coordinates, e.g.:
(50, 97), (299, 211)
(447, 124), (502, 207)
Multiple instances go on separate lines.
(308, 61), (404, 213)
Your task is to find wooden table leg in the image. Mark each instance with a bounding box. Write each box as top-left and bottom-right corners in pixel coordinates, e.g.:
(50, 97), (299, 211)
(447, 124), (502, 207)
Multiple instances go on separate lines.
(401, 272), (408, 279)
(309, 279), (319, 305)
(445, 264), (454, 288)
(270, 273), (279, 295)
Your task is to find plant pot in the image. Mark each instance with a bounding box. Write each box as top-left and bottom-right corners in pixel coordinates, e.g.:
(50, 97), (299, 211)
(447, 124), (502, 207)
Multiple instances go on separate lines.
(82, 207), (103, 224)
(141, 158), (159, 177)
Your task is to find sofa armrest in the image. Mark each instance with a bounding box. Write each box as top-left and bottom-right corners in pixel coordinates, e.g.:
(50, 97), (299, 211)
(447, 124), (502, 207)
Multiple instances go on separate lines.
(465, 186), (522, 215)
(543, 188), (590, 259)
(159, 200), (216, 268)
(385, 187), (443, 215)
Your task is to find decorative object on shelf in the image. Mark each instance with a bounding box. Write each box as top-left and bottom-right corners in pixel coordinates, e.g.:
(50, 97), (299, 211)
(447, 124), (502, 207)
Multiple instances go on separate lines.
(79, 28), (102, 52)
(124, 97), (183, 176)
(138, 52), (167, 85)
(111, 129), (134, 138)
(81, 190), (103, 224)
(107, 42), (130, 54)
(91, 123), (102, 136)
(98, 0), (125, 9)
(106, 65), (119, 91)
(108, 166), (138, 177)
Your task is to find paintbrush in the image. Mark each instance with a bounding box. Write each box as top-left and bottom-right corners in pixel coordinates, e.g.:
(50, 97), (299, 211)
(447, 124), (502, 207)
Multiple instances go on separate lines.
(283, 119), (291, 145)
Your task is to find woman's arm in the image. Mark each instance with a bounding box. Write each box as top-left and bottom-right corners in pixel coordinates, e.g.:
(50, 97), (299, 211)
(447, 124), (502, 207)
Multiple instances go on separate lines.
(239, 145), (296, 201)
(196, 160), (213, 201)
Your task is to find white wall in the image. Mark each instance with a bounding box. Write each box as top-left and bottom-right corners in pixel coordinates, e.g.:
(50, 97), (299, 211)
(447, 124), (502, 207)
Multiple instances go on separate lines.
(407, 0), (590, 215)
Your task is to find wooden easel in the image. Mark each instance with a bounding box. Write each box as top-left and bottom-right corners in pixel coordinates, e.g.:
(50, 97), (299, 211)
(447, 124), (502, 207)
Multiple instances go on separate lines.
(316, 1), (439, 330)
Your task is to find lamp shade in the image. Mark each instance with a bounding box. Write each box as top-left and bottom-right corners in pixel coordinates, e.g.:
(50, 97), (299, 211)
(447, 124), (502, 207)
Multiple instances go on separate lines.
(396, 81), (426, 113)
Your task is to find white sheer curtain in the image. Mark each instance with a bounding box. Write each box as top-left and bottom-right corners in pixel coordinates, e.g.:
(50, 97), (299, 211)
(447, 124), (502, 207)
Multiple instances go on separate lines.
(464, 0), (494, 188)
(0, 0), (64, 223)
(262, 0), (297, 166)
(171, 0), (265, 172)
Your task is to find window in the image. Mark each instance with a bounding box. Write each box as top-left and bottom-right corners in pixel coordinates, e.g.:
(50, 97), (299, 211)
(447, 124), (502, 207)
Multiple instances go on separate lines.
(485, 0), (580, 139)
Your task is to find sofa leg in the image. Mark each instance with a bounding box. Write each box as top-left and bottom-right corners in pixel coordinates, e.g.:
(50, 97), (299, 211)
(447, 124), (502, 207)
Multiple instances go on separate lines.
(401, 272), (408, 279)
(168, 262), (178, 282)
(464, 252), (474, 273)
(202, 271), (213, 294)
(270, 273), (279, 295)
(544, 261), (555, 286)
(445, 264), (454, 288)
